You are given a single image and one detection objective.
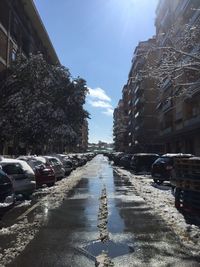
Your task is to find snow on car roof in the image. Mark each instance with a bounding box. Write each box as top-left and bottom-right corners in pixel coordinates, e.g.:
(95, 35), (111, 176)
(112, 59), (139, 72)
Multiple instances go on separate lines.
(133, 153), (159, 156)
(0, 158), (34, 173)
(162, 153), (193, 157)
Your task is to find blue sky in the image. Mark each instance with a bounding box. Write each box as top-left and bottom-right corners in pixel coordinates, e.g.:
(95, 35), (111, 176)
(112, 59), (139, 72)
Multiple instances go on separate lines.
(34, 0), (159, 143)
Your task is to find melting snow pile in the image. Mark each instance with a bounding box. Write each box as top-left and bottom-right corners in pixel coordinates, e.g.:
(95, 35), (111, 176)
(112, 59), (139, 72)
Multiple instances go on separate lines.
(114, 167), (200, 257)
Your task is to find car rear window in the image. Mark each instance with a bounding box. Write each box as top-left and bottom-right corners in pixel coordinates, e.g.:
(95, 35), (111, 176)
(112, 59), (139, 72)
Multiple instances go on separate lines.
(1, 163), (24, 175)
(155, 157), (173, 164)
(136, 156), (159, 164)
(49, 158), (60, 164)
(28, 160), (43, 169)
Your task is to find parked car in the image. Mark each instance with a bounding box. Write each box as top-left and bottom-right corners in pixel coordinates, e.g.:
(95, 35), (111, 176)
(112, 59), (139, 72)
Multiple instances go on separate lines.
(56, 154), (73, 175)
(43, 156), (65, 180)
(130, 153), (159, 174)
(0, 168), (15, 213)
(112, 152), (126, 166)
(0, 159), (36, 196)
(119, 154), (133, 169)
(151, 153), (193, 184)
(18, 156), (56, 187)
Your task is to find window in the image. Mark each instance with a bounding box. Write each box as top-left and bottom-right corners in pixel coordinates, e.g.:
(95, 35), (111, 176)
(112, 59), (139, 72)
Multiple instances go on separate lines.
(11, 49), (17, 61)
(2, 163), (24, 175)
(11, 17), (20, 42)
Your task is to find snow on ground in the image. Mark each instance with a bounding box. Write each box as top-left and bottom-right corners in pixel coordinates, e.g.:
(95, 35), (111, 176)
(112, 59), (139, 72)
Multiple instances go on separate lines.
(114, 167), (200, 257)
(0, 163), (91, 266)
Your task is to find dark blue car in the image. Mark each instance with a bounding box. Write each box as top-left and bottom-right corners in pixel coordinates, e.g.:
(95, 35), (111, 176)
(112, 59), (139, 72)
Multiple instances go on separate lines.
(0, 168), (15, 214)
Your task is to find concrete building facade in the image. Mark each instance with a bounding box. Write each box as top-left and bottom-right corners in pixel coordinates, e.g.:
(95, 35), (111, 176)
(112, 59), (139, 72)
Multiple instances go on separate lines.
(155, 0), (200, 155)
(0, 0), (60, 154)
(126, 39), (162, 153)
(113, 99), (127, 152)
(114, 39), (162, 153)
(114, 0), (200, 156)
(0, 0), (59, 77)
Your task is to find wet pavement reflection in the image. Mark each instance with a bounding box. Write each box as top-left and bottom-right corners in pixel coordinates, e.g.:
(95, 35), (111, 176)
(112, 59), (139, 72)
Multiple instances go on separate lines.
(8, 155), (200, 267)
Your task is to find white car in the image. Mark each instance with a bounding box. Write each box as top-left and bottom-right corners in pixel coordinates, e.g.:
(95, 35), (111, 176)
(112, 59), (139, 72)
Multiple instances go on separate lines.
(0, 159), (36, 196)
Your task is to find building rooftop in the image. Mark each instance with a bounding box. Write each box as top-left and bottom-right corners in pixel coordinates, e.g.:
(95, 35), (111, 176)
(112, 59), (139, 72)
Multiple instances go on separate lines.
(22, 0), (60, 65)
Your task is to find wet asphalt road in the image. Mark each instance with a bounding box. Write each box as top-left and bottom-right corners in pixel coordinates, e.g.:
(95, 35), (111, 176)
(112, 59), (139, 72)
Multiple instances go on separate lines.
(8, 155), (200, 267)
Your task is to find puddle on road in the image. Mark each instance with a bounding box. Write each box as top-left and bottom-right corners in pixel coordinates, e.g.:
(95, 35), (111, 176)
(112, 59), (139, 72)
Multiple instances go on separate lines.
(82, 239), (134, 259)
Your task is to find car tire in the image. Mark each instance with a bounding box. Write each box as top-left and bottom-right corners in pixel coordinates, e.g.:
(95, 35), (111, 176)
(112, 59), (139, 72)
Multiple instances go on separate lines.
(47, 182), (55, 187)
(153, 179), (163, 185)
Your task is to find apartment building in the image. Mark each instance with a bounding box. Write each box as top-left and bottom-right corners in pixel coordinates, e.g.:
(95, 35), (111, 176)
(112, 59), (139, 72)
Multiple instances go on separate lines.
(155, 0), (200, 155)
(131, 39), (162, 153)
(113, 39), (162, 153)
(0, 0), (59, 79)
(113, 99), (127, 152)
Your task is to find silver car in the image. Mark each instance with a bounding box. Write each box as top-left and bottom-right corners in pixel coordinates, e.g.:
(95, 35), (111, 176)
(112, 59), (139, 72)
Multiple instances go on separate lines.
(0, 159), (36, 196)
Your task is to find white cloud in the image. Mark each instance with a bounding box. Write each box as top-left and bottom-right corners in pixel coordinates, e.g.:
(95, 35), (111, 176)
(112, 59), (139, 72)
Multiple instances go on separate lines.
(87, 86), (114, 117)
(88, 87), (111, 102)
(102, 108), (114, 116)
(89, 100), (113, 109)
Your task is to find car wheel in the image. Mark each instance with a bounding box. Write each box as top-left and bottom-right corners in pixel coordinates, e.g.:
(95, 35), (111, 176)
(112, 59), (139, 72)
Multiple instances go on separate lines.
(153, 179), (162, 185)
(47, 182), (55, 187)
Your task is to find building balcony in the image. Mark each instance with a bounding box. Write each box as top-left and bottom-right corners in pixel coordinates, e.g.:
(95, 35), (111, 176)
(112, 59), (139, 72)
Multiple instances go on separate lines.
(156, 101), (162, 110)
(134, 122), (145, 132)
(175, 122), (183, 131)
(161, 78), (172, 91)
(134, 111), (140, 118)
(134, 85), (140, 94)
(134, 97), (144, 107)
(135, 73), (142, 82)
(175, 111), (183, 121)
(184, 78), (200, 99)
(160, 127), (172, 136)
(184, 114), (200, 128)
(162, 99), (173, 112)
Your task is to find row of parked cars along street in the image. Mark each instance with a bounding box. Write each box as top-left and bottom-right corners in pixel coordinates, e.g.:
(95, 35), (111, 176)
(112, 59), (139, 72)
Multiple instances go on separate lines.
(105, 152), (200, 216)
(105, 152), (194, 184)
(0, 153), (95, 215)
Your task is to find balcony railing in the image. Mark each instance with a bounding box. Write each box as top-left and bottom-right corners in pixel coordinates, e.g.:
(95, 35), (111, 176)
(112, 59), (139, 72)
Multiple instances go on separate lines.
(134, 85), (140, 94)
